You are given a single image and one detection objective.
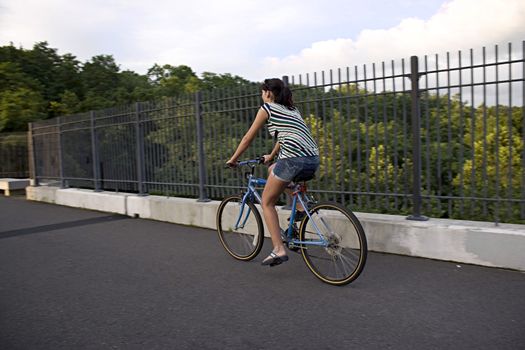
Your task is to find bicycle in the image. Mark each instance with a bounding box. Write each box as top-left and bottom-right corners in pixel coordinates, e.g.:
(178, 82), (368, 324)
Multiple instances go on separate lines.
(216, 158), (367, 286)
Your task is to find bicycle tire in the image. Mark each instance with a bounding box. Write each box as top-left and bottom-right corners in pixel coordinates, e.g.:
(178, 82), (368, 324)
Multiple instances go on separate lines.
(299, 201), (367, 286)
(216, 195), (264, 261)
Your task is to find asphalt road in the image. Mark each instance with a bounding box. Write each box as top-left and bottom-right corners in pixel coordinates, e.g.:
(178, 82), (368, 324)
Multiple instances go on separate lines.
(0, 195), (524, 350)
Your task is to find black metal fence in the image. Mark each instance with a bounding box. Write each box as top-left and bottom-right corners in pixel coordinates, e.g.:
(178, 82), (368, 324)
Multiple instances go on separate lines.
(0, 132), (29, 178)
(30, 41), (525, 224)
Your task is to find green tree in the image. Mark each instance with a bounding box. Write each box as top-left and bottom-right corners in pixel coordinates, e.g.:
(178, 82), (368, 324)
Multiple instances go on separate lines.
(200, 72), (252, 90)
(81, 55), (120, 96)
(21, 42), (66, 103)
(453, 105), (524, 222)
(116, 70), (154, 103)
(0, 87), (45, 131)
(0, 61), (42, 91)
(48, 90), (81, 116)
(147, 64), (200, 96)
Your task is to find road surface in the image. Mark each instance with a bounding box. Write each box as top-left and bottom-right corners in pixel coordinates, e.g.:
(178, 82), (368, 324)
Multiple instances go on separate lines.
(0, 196), (524, 349)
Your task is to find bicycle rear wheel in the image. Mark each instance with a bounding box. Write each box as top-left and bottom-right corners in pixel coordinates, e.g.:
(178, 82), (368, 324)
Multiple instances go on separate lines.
(216, 195), (264, 261)
(299, 202), (367, 285)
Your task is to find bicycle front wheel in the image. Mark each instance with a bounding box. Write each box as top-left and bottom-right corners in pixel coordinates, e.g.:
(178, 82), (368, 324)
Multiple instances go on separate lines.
(299, 202), (367, 286)
(216, 195), (264, 261)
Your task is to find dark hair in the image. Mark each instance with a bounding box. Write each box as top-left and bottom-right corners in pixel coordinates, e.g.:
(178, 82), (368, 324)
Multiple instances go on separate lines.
(261, 78), (295, 110)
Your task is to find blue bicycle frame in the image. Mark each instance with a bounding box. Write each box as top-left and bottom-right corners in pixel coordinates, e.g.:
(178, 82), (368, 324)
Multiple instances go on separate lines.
(234, 160), (328, 248)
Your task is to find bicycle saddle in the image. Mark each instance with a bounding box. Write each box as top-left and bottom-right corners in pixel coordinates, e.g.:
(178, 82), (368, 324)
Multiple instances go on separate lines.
(292, 170), (316, 182)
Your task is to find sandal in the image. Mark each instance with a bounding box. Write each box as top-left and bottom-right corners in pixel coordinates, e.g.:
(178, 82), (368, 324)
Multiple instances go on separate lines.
(261, 251), (289, 267)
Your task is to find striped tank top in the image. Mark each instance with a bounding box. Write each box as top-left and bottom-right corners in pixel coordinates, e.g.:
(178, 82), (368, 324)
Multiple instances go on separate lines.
(262, 102), (319, 159)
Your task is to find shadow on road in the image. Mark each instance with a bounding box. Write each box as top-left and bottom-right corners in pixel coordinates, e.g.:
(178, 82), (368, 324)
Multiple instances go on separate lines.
(0, 215), (128, 239)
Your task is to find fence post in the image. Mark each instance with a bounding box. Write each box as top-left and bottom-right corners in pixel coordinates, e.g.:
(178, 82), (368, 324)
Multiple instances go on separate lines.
(28, 123), (38, 186)
(90, 111), (101, 192)
(281, 75), (293, 210)
(407, 56), (428, 221)
(57, 117), (65, 188)
(195, 91), (210, 202)
(135, 102), (146, 196)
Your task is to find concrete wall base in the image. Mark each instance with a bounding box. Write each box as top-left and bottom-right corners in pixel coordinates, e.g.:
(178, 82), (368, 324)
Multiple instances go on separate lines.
(26, 186), (525, 271)
(0, 178), (30, 196)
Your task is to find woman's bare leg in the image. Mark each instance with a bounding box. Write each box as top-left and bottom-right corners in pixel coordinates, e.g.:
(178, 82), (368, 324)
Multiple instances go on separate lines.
(267, 164), (304, 212)
(261, 169), (289, 257)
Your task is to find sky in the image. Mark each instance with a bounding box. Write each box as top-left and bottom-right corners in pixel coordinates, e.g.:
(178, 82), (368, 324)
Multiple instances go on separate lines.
(0, 0), (524, 81)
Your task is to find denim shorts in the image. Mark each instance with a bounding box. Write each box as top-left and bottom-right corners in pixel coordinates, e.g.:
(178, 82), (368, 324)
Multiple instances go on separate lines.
(272, 156), (320, 182)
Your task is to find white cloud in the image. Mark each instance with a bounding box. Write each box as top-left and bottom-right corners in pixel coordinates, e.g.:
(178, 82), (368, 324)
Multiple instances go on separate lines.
(261, 0), (525, 80)
(0, 0), (523, 83)
(0, 0), (134, 61)
(0, 0), (308, 77)
(123, 1), (310, 77)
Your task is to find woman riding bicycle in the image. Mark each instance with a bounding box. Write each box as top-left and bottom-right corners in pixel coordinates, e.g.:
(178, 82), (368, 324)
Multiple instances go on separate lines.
(226, 78), (320, 266)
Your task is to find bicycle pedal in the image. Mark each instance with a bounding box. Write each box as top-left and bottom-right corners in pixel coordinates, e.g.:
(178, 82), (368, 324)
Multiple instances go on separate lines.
(288, 246), (300, 253)
(286, 242), (301, 252)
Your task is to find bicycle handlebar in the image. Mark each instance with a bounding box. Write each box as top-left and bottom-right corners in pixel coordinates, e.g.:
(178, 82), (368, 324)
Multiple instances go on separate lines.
(225, 157), (265, 169)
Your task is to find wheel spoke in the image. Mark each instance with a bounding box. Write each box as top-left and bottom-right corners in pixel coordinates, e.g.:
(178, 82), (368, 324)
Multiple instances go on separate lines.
(300, 202), (367, 285)
(218, 196), (263, 260)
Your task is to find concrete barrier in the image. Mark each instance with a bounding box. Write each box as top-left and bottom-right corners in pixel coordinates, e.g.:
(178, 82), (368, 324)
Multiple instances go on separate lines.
(0, 178), (30, 196)
(26, 187), (128, 214)
(26, 186), (525, 271)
